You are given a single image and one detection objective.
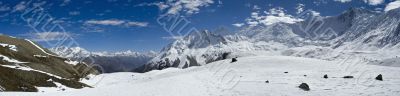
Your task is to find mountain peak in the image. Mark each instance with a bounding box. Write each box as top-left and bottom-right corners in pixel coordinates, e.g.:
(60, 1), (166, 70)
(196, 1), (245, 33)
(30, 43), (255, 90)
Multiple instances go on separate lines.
(385, 7), (400, 18)
(336, 7), (375, 23)
(342, 7), (374, 16)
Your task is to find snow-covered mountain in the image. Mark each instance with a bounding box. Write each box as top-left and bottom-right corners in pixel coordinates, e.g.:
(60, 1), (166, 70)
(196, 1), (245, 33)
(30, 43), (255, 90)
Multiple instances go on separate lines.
(50, 47), (157, 73)
(0, 35), (97, 92)
(137, 28), (233, 72)
(137, 8), (400, 72)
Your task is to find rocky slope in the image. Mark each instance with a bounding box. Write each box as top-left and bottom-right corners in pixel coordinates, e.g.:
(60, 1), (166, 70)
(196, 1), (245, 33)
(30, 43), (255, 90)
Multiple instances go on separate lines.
(0, 35), (98, 92)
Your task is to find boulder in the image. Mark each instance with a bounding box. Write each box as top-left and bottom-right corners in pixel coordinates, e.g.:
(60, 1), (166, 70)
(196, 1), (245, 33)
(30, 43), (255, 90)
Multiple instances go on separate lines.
(231, 58), (238, 63)
(299, 83), (310, 91)
(343, 76), (354, 78)
(375, 74), (383, 81)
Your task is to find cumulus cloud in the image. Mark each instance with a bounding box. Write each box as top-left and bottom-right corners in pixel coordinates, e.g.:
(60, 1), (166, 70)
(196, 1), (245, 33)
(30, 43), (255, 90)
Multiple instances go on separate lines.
(363, 0), (385, 5)
(167, 0), (214, 15)
(245, 7), (304, 26)
(385, 0), (400, 12)
(84, 19), (149, 27)
(139, 0), (215, 15)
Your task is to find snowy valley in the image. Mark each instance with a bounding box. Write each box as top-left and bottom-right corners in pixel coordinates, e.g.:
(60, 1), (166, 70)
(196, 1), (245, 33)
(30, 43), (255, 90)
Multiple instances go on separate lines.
(2, 55), (400, 96)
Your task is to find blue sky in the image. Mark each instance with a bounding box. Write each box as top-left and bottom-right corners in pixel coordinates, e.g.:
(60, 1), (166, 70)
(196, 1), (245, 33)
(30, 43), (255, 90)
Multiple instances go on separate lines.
(0, 0), (398, 52)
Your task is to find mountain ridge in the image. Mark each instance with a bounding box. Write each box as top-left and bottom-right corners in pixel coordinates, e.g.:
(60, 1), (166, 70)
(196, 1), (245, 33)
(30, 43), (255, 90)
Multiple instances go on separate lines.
(136, 7), (400, 73)
(50, 46), (157, 73)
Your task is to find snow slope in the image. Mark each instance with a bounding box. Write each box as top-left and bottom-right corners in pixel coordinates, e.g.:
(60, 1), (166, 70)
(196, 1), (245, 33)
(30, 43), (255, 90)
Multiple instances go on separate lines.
(2, 55), (400, 96)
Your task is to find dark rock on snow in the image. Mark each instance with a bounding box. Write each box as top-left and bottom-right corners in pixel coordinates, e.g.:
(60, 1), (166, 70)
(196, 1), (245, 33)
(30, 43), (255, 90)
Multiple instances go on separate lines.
(376, 74), (383, 81)
(324, 74), (328, 79)
(299, 83), (310, 91)
(284, 72), (289, 73)
(343, 76), (354, 78)
(231, 58), (238, 63)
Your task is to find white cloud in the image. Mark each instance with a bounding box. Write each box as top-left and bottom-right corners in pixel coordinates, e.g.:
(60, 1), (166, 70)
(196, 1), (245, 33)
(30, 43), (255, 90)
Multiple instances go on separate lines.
(253, 5), (260, 10)
(334, 0), (352, 3)
(309, 10), (321, 16)
(26, 32), (75, 41)
(232, 23), (245, 27)
(81, 26), (105, 33)
(136, 0), (215, 15)
(60, 0), (71, 6)
(126, 22), (149, 27)
(164, 0), (214, 15)
(84, 19), (149, 27)
(161, 36), (184, 40)
(136, 2), (169, 10)
(245, 7), (303, 26)
(169, 0), (214, 15)
(295, 3), (305, 14)
(217, 0), (223, 7)
(385, 0), (400, 12)
(334, 0), (384, 5)
(363, 0), (385, 5)
(85, 20), (125, 26)
(13, 1), (27, 12)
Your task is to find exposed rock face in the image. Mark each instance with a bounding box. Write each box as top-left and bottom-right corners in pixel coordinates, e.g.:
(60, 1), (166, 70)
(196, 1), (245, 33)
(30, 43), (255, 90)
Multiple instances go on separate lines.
(0, 35), (98, 92)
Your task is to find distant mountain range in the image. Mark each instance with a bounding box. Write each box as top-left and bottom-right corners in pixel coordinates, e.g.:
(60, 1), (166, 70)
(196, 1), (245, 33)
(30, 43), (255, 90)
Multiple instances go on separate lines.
(136, 7), (400, 72)
(50, 47), (157, 73)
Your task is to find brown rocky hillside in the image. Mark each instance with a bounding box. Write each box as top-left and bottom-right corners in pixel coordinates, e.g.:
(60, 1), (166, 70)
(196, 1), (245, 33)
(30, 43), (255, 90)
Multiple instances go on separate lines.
(0, 35), (98, 92)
